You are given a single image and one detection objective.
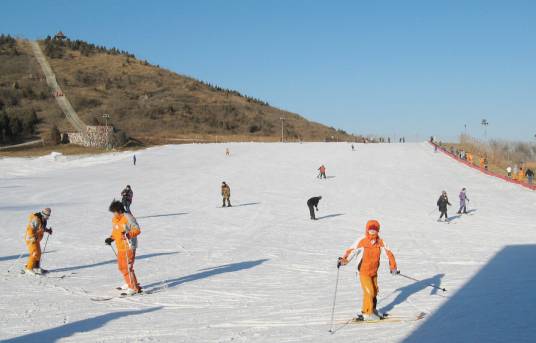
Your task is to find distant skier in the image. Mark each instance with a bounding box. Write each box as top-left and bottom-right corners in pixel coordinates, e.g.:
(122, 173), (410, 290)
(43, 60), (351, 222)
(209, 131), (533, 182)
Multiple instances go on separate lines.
(221, 182), (232, 207)
(307, 196), (322, 220)
(339, 220), (398, 321)
(457, 188), (469, 214)
(351, 144), (355, 151)
(121, 185), (133, 213)
(225, 148), (230, 156)
(506, 166), (512, 178)
(133, 154), (136, 166)
(318, 165), (327, 179)
(518, 168), (525, 183)
(526, 168), (534, 184)
(437, 191), (451, 222)
(23, 208), (53, 275)
(105, 200), (141, 295)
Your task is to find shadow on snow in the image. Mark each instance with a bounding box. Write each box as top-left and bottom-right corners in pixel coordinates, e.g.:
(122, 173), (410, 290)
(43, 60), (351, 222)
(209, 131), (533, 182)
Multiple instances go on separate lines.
(379, 273), (445, 314)
(316, 213), (344, 220)
(233, 202), (261, 207)
(144, 259), (269, 292)
(0, 250), (57, 262)
(48, 252), (178, 273)
(137, 212), (188, 219)
(3, 307), (161, 343)
(402, 245), (536, 343)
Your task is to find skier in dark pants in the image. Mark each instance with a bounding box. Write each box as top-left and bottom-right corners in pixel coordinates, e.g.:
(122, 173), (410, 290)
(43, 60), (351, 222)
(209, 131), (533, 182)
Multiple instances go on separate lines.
(437, 191), (451, 222)
(133, 155), (136, 166)
(526, 168), (534, 184)
(121, 185), (133, 213)
(307, 196), (322, 220)
(221, 182), (232, 207)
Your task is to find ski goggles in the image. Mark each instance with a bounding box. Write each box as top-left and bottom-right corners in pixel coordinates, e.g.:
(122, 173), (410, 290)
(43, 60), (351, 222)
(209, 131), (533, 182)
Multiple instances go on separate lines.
(368, 229), (378, 235)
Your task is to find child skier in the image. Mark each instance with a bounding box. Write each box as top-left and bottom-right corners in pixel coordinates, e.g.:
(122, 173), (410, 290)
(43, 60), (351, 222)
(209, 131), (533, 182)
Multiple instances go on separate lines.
(105, 200), (142, 295)
(457, 188), (469, 214)
(23, 208), (53, 275)
(339, 220), (398, 321)
(437, 191), (451, 222)
(318, 165), (327, 179)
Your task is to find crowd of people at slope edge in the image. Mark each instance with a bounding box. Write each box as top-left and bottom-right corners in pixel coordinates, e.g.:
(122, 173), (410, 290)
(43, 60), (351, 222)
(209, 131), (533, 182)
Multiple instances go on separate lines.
(431, 137), (535, 185)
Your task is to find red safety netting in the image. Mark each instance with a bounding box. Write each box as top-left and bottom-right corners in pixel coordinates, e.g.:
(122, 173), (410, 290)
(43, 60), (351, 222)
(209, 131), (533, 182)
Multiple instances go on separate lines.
(429, 141), (536, 191)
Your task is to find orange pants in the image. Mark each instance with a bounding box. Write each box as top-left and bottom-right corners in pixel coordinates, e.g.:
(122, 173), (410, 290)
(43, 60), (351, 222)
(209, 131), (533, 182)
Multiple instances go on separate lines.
(359, 274), (378, 315)
(117, 249), (140, 291)
(25, 242), (41, 269)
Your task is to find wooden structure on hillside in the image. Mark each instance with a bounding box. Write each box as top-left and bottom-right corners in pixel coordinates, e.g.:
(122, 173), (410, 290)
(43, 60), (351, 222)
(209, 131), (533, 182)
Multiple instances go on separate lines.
(54, 31), (66, 40)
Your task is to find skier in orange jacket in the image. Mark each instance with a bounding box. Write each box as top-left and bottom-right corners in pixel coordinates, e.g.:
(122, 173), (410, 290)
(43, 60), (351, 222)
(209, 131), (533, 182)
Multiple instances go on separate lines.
(24, 208), (53, 275)
(339, 220), (398, 321)
(105, 200), (141, 295)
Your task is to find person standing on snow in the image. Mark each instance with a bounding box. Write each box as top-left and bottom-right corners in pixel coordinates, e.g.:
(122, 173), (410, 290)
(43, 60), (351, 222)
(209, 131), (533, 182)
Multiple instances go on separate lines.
(306, 196), (322, 220)
(105, 200), (142, 295)
(525, 168), (534, 184)
(318, 165), (327, 179)
(506, 165), (512, 178)
(23, 208), (53, 275)
(518, 167), (525, 183)
(221, 182), (232, 207)
(339, 220), (398, 321)
(437, 191), (451, 222)
(133, 155), (136, 166)
(351, 144), (355, 151)
(457, 188), (470, 214)
(121, 185), (133, 213)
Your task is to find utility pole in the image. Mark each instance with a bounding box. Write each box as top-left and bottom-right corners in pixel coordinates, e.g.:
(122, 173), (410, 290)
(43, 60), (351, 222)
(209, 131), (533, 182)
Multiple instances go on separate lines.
(481, 119), (489, 140)
(280, 117), (285, 142)
(102, 113), (111, 150)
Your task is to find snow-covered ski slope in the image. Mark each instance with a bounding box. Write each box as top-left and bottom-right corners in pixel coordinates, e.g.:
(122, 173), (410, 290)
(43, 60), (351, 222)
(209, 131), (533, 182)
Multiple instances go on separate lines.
(1, 142), (535, 343)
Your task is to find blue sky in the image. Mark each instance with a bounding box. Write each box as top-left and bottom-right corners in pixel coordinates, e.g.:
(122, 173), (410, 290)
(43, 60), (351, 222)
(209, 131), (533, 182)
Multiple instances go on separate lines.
(2, 1), (535, 141)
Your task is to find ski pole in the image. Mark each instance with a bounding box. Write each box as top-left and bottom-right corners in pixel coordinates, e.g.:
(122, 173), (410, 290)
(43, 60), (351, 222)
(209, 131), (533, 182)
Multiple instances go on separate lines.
(398, 273), (447, 292)
(110, 245), (117, 257)
(40, 233), (50, 265)
(328, 259), (342, 333)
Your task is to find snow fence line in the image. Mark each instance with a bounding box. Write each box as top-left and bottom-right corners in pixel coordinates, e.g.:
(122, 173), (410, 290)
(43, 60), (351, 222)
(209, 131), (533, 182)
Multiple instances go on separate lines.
(429, 141), (536, 191)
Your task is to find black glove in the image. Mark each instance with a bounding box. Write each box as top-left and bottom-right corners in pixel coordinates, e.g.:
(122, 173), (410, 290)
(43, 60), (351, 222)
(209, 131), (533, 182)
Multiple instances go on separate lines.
(337, 257), (342, 269)
(45, 228), (53, 235)
(105, 237), (114, 245)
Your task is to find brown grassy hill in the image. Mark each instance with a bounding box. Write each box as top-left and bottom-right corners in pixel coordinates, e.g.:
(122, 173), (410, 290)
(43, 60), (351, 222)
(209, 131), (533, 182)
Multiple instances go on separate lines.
(0, 35), (64, 145)
(1, 34), (359, 145)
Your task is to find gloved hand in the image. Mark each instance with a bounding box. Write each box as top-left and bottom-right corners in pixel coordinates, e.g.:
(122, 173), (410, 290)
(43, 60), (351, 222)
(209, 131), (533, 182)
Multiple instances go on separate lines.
(337, 257), (343, 269)
(391, 269), (400, 276)
(125, 232), (131, 239)
(45, 228), (53, 235)
(105, 237), (114, 245)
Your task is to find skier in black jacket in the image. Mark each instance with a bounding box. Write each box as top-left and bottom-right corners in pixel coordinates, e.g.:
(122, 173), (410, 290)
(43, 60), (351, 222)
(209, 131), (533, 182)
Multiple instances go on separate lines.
(307, 196), (322, 220)
(437, 191), (451, 222)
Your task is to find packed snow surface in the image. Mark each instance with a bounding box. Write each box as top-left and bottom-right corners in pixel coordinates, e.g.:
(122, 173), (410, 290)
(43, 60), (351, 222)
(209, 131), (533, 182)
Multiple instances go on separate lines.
(1, 142), (535, 342)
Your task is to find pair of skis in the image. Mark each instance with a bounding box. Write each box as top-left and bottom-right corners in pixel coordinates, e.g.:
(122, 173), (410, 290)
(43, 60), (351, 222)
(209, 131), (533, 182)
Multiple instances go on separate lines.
(343, 312), (427, 325)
